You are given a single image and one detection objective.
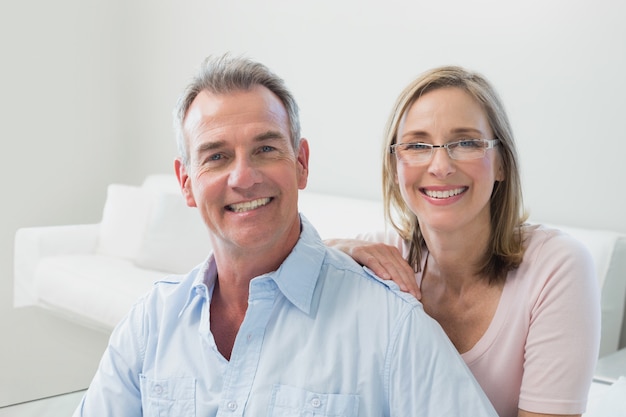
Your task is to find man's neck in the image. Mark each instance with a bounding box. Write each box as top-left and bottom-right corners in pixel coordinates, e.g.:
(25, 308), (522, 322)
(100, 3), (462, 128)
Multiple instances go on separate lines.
(208, 222), (303, 359)
(209, 277), (248, 361)
(208, 250), (286, 360)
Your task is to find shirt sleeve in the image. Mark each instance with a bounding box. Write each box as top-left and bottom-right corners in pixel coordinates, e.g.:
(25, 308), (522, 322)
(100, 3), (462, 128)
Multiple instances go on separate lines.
(519, 230), (601, 414)
(387, 304), (498, 417)
(72, 299), (147, 417)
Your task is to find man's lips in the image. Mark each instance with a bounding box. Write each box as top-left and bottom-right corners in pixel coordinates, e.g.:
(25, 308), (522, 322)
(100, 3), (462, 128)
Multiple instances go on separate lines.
(226, 197), (272, 213)
(420, 187), (468, 199)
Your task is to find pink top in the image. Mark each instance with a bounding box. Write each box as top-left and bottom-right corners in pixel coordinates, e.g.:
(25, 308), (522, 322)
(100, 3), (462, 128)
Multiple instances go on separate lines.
(361, 224), (600, 417)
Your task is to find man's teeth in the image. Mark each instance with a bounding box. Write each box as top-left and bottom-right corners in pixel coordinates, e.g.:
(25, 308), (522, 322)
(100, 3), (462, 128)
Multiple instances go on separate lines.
(424, 188), (464, 199)
(228, 198), (271, 213)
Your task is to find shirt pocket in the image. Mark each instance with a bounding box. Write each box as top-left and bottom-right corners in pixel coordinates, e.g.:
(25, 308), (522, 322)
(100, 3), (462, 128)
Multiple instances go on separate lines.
(140, 374), (196, 417)
(267, 384), (359, 417)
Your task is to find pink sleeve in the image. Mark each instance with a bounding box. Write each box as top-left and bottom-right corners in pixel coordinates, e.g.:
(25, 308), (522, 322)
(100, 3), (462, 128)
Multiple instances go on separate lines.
(519, 230), (601, 414)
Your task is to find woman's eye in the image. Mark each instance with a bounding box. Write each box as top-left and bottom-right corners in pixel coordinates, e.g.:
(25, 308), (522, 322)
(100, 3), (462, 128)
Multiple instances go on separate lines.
(458, 139), (480, 148)
(406, 143), (430, 150)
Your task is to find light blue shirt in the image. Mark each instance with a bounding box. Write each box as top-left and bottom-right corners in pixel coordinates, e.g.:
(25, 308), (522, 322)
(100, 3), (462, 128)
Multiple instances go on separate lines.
(74, 216), (496, 417)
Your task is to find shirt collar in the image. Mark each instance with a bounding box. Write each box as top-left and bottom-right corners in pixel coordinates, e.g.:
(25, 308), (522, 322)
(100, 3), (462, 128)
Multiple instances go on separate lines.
(180, 214), (326, 316)
(267, 214), (325, 314)
(179, 255), (216, 317)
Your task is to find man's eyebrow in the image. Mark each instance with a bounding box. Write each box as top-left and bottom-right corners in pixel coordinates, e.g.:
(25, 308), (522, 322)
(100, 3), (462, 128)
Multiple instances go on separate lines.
(195, 140), (225, 155)
(254, 130), (288, 142)
(194, 131), (288, 154)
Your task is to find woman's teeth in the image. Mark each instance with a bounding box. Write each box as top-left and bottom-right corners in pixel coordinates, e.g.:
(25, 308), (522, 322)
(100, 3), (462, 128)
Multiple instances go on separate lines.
(424, 188), (464, 199)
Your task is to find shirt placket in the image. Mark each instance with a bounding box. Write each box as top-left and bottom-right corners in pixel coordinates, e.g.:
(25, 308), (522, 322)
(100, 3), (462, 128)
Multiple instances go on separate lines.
(217, 279), (277, 416)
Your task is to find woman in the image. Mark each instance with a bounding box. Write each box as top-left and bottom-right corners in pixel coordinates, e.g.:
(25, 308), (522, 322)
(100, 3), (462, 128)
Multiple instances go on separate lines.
(327, 66), (600, 417)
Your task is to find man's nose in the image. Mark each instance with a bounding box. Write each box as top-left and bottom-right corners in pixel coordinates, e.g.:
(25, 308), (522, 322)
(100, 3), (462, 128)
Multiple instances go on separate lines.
(227, 156), (262, 189)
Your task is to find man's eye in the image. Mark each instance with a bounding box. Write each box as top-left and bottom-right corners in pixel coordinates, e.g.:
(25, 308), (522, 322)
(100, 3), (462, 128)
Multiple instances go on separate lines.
(260, 145), (276, 153)
(202, 153), (226, 164)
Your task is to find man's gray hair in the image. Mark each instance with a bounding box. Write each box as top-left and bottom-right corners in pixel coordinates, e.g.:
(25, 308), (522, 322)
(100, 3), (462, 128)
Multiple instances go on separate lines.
(173, 54), (301, 166)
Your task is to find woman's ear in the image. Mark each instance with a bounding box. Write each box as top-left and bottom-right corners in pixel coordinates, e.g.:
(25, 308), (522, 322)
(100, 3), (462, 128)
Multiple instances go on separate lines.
(494, 151), (506, 182)
(496, 161), (505, 182)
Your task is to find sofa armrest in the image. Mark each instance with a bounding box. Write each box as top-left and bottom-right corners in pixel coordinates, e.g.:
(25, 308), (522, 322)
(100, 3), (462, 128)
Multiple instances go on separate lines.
(13, 223), (100, 307)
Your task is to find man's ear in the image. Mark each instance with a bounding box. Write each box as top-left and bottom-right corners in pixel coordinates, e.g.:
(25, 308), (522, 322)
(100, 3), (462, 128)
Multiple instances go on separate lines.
(296, 138), (310, 190)
(174, 158), (197, 208)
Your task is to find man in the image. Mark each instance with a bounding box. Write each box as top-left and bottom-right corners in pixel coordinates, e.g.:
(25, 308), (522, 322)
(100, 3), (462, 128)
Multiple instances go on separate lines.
(73, 54), (497, 416)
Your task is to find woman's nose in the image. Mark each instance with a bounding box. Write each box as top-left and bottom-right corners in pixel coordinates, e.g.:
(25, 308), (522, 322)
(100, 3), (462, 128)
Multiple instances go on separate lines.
(427, 147), (455, 178)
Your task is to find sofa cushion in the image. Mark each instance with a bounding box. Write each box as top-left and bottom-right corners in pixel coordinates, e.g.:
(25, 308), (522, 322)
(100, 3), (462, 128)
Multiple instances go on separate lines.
(34, 254), (165, 330)
(134, 192), (212, 274)
(96, 184), (153, 260)
(141, 174), (181, 194)
(298, 190), (386, 239)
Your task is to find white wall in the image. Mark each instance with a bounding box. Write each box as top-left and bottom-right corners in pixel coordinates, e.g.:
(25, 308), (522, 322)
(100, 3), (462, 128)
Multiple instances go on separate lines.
(1, 0), (625, 296)
(119, 0), (626, 234)
(1, 1), (119, 309)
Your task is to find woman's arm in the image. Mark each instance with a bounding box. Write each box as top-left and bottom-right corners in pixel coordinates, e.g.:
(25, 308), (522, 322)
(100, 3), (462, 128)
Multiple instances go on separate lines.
(325, 238), (421, 299)
(518, 228), (600, 416)
(518, 410), (580, 417)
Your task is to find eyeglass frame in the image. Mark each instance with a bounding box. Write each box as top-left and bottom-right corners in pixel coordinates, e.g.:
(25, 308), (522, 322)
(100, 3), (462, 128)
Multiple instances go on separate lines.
(389, 138), (500, 163)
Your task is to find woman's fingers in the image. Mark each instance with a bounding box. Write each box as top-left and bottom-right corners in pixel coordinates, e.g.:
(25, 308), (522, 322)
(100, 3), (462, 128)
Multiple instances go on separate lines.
(327, 239), (421, 300)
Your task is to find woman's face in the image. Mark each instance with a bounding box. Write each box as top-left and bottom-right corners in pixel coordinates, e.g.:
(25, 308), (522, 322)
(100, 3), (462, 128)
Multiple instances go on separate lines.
(395, 87), (504, 235)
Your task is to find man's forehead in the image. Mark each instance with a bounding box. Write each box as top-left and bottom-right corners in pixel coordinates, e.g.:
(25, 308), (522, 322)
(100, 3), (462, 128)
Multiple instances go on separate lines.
(184, 87), (288, 132)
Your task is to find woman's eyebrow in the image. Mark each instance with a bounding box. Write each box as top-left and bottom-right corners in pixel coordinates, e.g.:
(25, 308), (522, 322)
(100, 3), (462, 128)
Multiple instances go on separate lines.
(400, 130), (430, 140)
(401, 127), (485, 140)
(449, 127), (485, 136)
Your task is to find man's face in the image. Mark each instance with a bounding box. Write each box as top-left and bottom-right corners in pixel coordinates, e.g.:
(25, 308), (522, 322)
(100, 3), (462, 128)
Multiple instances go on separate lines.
(175, 86), (309, 260)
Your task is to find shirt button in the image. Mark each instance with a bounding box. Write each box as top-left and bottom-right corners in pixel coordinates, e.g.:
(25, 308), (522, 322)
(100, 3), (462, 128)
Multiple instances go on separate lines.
(153, 385), (163, 395)
(227, 401), (238, 411)
(311, 397), (321, 408)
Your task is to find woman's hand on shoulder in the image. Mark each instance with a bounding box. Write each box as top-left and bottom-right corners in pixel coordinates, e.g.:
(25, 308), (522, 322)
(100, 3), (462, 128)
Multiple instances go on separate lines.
(325, 238), (420, 299)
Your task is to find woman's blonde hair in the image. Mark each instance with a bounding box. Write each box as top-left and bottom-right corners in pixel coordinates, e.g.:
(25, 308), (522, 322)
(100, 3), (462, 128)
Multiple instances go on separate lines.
(382, 66), (527, 283)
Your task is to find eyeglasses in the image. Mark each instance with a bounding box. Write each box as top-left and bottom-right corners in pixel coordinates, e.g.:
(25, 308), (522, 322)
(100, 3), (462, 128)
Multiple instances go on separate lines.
(390, 139), (500, 164)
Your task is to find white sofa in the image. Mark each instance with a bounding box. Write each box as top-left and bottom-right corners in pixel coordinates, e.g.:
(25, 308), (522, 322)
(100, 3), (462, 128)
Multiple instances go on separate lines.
(12, 175), (387, 332)
(13, 175), (626, 359)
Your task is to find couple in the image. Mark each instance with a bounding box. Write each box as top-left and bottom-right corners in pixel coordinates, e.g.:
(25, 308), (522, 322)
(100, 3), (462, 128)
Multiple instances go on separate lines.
(74, 54), (599, 417)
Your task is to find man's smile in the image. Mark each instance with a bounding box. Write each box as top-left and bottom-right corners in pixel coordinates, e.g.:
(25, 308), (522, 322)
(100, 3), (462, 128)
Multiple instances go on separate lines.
(226, 197), (272, 213)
